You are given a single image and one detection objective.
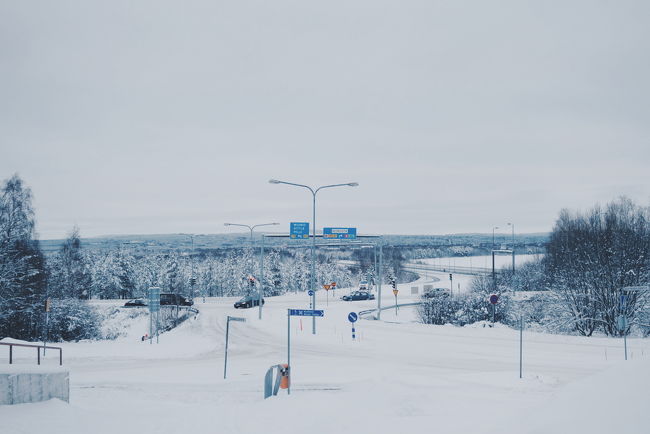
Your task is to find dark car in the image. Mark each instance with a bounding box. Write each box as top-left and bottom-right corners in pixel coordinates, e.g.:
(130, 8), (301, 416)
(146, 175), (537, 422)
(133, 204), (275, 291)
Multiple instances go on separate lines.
(160, 293), (193, 306)
(234, 295), (265, 309)
(124, 298), (147, 307)
(341, 291), (375, 301)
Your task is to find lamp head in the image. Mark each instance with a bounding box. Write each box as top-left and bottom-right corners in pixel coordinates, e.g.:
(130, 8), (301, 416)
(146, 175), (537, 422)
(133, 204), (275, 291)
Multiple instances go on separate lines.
(269, 179), (281, 184)
(347, 182), (359, 187)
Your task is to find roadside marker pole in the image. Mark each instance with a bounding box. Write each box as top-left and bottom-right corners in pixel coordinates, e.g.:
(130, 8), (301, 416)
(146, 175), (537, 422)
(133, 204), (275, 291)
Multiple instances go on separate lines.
(287, 310), (291, 395)
(519, 316), (523, 379)
(224, 317), (230, 379)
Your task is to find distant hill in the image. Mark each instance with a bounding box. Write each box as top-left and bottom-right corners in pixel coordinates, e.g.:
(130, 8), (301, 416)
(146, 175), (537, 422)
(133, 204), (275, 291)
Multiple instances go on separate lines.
(39, 232), (549, 254)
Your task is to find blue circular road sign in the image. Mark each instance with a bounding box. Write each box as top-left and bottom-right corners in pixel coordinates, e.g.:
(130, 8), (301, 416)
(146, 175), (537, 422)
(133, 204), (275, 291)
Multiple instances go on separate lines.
(308, 290), (314, 296)
(489, 294), (499, 305)
(348, 312), (358, 323)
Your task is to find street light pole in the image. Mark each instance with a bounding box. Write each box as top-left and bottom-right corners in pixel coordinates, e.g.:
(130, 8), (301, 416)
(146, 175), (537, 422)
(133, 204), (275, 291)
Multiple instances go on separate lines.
(507, 222), (515, 274)
(269, 179), (359, 334)
(492, 226), (499, 249)
(224, 222), (279, 319)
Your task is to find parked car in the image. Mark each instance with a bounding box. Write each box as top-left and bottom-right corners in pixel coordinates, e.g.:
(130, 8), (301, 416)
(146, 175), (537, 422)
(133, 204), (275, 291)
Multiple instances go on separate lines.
(160, 293), (193, 306)
(341, 291), (375, 301)
(234, 295), (265, 309)
(124, 298), (147, 307)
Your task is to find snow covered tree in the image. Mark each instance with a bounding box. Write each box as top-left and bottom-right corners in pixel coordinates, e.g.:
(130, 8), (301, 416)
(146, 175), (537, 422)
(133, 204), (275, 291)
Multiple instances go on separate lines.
(49, 226), (92, 299)
(0, 175), (48, 340)
(544, 198), (650, 336)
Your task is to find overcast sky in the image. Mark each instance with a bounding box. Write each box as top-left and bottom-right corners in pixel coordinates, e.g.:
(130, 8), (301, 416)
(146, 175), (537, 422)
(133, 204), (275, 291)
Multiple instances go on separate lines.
(1, 1), (648, 239)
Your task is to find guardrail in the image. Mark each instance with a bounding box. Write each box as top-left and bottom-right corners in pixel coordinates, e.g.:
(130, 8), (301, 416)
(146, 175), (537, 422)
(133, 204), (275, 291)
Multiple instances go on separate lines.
(358, 302), (423, 318)
(404, 263), (496, 276)
(1, 342), (63, 366)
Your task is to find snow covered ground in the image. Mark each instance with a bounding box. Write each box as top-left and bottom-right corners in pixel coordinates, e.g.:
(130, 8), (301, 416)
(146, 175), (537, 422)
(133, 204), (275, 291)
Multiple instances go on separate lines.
(2, 283), (649, 434)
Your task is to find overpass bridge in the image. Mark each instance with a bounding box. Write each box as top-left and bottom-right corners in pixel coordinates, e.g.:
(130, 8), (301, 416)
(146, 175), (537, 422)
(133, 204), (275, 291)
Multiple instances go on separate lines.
(403, 262), (501, 277)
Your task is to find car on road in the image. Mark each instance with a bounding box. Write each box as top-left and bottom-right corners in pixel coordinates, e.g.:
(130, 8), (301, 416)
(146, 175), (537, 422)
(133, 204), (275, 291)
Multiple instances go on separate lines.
(124, 298), (147, 308)
(341, 291), (375, 301)
(160, 293), (193, 306)
(234, 295), (265, 309)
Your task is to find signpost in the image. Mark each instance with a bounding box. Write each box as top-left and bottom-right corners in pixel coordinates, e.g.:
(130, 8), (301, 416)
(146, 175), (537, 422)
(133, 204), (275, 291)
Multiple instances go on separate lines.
(148, 287), (161, 344)
(348, 312), (358, 340)
(287, 309), (324, 394)
(323, 284), (331, 305)
(331, 282), (337, 297)
(224, 316), (246, 379)
(393, 288), (399, 316)
(323, 227), (357, 239)
(290, 222), (310, 239)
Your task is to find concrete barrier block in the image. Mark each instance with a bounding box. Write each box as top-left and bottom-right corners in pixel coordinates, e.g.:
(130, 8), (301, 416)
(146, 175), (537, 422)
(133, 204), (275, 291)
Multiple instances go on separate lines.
(0, 365), (69, 405)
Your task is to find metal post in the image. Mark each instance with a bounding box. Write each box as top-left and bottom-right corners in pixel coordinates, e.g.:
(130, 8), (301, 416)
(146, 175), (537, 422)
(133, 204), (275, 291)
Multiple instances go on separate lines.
(519, 316), (523, 378)
(394, 294), (398, 316)
(259, 234), (264, 320)
(37, 346), (40, 365)
(377, 243), (383, 320)
(149, 309), (153, 345)
(311, 191), (316, 335)
(190, 235), (196, 301)
(224, 317), (230, 379)
(287, 310), (291, 395)
(373, 245), (377, 292)
(624, 332), (628, 361)
(450, 274), (453, 298)
(492, 251), (496, 291)
(9, 345), (12, 364)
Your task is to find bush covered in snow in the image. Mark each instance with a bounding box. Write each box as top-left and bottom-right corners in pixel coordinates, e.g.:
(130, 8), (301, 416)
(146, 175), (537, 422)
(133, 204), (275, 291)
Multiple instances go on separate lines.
(46, 298), (101, 341)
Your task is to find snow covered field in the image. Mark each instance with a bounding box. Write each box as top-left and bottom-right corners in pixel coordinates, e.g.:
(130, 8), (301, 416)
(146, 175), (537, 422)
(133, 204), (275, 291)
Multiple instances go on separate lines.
(2, 282), (649, 434)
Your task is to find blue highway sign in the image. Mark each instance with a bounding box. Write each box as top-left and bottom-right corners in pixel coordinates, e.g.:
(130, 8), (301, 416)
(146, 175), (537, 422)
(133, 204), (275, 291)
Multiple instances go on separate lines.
(348, 312), (358, 323)
(308, 290), (314, 296)
(290, 222), (310, 239)
(323, 227), (357, 239)
(289, 309), (324, 317)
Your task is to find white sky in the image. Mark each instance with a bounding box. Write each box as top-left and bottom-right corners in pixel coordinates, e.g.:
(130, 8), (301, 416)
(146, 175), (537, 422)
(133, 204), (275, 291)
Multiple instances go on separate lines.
(1, 1), (649, 239)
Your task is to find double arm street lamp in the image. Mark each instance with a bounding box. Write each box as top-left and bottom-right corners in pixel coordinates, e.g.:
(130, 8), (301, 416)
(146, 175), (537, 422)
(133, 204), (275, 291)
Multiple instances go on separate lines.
(269, 179), (359, 335)
(224, 222), (279, 319)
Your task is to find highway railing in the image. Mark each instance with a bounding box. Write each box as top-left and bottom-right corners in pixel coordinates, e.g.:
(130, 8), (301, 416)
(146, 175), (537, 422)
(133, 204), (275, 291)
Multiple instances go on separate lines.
(1, 342), (63, 366)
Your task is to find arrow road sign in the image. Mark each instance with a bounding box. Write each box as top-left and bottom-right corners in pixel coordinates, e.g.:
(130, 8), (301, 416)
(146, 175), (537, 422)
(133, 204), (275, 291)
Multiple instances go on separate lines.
(308, 290), (314, 296)
(348, 312), (358, 323)
(323, 227), (357, 239)
(289, 309), (324, 317)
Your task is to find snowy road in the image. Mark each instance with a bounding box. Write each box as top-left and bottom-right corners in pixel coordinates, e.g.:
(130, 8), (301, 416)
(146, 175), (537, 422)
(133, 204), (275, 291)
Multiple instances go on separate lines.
(2, 287), (649, 434)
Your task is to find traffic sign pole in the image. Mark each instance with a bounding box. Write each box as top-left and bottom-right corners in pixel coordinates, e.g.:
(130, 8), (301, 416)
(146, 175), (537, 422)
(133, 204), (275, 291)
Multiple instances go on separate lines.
(348, 312), (358, 341)
(223, 316), (246, 379)
(287, 310), (291, 395)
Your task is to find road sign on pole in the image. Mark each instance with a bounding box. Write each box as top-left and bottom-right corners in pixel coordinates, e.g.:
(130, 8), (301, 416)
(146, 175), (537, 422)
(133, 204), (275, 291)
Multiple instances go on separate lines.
(323, 227), (357, 239)
(307, 290), (314, 296)
(289, 309), (324, 317)
(348, 312), (358, 340)
(148, 287), (161, 345)
(287, 308), (325, 394)
(290, 222), (310, 239)
(224, 316), (246, 379)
